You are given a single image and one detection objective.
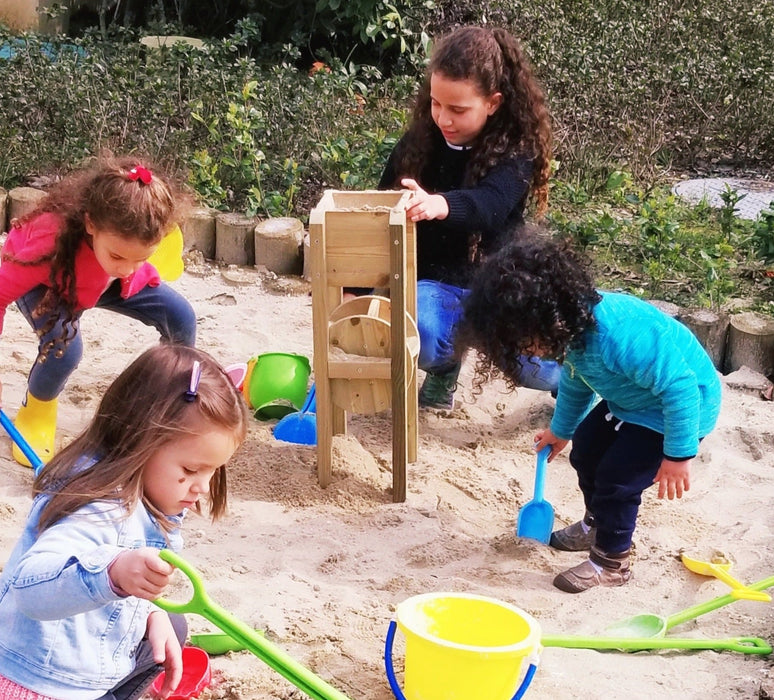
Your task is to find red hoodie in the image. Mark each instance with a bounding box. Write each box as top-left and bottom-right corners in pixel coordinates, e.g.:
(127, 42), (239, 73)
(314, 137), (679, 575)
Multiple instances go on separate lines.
(0, 212), (161, 334)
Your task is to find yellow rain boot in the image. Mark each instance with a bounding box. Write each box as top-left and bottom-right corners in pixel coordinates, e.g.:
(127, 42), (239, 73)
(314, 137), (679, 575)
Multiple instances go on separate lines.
(13, 394), (58, 468)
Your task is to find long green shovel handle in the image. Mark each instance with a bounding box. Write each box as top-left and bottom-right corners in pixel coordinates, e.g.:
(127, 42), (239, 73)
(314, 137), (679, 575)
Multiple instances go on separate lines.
(666, 575), (774, 630)
(541, 634), (771, 654)
(154, 550), (352, 700)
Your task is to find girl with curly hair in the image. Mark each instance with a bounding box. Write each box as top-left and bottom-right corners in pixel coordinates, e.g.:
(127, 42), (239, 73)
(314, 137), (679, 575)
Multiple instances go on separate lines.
(462, 231), (722, 592)
(377, 25), (558, 409)
(0, 155), (196, 467)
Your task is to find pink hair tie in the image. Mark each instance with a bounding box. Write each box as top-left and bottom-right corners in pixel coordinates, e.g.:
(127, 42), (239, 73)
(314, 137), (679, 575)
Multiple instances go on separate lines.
(127, 165), (153, 184)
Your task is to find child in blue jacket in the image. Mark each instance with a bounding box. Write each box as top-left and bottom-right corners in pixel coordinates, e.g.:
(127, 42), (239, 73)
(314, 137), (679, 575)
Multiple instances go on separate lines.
(461, 231), (722, 592)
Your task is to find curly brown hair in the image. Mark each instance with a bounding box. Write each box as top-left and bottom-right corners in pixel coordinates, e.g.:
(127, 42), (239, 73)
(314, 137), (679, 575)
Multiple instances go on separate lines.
(460, 227), (600, 390)
(387, 25), (553, 215)
(3, 154), (185, 354)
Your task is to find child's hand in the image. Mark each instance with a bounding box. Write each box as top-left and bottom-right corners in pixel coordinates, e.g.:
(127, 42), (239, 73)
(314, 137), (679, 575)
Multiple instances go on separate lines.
(401, 178), (449, 222)
(533, 429), (568, 461)
(654, 458), (691, 499)
(108, 548), (175, 600)
(147, 611), (183, 699)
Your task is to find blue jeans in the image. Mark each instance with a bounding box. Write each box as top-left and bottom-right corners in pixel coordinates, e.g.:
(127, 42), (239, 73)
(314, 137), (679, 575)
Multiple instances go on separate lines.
(17, 281), (197, 401)
(418, 279), (560, 391)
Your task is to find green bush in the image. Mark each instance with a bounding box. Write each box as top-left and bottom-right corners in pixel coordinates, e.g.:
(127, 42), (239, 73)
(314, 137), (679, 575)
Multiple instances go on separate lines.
(430, 0), (774, 176)
(0, 2), (772, 312)
(0, 27), (412, 215)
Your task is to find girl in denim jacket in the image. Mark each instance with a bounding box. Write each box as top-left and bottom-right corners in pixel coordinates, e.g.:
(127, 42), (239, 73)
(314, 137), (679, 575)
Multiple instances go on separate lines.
(0, 344), (249, 699)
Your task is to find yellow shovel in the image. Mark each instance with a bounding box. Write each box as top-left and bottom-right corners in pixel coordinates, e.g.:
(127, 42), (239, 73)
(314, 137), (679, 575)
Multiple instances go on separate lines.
(681, 552), (772, 602)
(148, 225), (185, 281)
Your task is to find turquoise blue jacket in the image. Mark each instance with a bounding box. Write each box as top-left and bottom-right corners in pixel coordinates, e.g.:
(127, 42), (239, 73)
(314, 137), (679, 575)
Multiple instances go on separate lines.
(0, 475), (183, 700)
(550, 292), (722, 458)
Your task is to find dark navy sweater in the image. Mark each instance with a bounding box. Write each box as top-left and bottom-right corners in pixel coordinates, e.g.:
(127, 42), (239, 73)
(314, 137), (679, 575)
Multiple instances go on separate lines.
(379, 135), (534, 286)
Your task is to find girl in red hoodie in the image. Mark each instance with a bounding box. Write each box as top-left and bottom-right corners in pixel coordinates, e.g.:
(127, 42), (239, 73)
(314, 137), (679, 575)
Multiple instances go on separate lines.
(0, 155), (196, 467)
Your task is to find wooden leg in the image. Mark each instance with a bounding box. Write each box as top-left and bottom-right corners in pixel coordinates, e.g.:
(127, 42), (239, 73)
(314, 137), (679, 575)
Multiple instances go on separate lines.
(332, 405), (347, 435)
(316, 376), (333, 488)
(408, 362), (418, 463)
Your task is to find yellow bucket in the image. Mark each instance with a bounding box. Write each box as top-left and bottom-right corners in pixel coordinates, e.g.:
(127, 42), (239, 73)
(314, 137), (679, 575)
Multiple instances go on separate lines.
(385, 593), (541, 700)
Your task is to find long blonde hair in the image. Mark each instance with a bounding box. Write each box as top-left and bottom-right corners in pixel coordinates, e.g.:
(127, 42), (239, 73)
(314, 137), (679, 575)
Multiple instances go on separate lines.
(34, 344), (250, 533)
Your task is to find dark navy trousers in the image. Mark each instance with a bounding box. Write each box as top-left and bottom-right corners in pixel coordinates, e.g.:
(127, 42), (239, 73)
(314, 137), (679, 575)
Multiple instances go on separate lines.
(569, 400), (665, 553)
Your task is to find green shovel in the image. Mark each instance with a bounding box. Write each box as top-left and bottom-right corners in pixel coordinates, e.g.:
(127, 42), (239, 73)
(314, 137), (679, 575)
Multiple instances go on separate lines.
(604, 574), (774, 638)
(154, 549), (352, 700)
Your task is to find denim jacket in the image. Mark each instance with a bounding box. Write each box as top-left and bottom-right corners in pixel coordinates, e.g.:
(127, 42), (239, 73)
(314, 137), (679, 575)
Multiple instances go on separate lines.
(0, 486), (183, 700)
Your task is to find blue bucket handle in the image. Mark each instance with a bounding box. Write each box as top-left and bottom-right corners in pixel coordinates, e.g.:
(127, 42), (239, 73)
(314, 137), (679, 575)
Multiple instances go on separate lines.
(384, 620), (538, 700)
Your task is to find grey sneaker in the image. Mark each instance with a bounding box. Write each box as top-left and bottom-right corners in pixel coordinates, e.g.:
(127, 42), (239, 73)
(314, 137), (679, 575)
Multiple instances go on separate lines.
(553, 545), (632, 593)
(418, 364), (461, 410)
(550, 512), (597, 551)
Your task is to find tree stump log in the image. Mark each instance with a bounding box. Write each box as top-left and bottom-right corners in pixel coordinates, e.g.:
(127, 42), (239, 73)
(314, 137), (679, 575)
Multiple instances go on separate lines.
(724, 311), (774, 378)
(0, 187), (7, 233)
(8, 187), (46, 225)
(215, 212), (257, 266)
(647, 299), (680, 317)
(677, 308), (729, 371)
(181, 207), (217, 259)
(254, 217), (304, 275)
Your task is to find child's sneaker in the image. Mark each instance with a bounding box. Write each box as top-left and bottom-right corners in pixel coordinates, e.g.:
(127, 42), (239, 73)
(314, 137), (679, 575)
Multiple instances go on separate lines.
(549, 511), (596, 551)
(553, 545), (631, 593)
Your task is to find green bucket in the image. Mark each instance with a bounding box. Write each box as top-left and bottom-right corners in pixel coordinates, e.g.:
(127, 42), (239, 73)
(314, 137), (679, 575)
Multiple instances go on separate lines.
(248, 352), (311, 421)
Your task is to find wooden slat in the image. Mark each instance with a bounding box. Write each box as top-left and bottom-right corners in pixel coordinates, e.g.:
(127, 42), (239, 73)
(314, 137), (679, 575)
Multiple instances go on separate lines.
(328, 356), (391, 379)
(389, 218), (408, 503)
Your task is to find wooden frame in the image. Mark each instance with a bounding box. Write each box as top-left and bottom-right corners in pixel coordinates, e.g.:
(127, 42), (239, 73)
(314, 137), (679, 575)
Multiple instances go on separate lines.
(309, 190), (418, 502)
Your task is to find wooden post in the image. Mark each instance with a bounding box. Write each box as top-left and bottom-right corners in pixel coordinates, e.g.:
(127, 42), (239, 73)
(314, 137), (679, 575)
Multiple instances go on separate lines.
(181, 206), (217, 259)
(389, 216), (408, 503)
(8, 187), (46, 224)
(724, 312), (774, 378)
(254, 217), (304, 275)
(215, 212), (257, 266)
(302, 232), (311, 281)
(677, 308), (730, 371)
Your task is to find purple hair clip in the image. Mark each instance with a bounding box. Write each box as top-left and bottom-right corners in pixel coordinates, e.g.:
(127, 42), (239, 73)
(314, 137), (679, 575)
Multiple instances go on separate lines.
(184, 361), (202, 402)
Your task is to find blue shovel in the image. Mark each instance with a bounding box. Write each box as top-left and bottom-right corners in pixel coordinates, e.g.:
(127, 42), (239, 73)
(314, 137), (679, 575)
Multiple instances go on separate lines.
(273, 383), (316, 445)
(516, 446), (554, 544)
(0, 409), (45, 475)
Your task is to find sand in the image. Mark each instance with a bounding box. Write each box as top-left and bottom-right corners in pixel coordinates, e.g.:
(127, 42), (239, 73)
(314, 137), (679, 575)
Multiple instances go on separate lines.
(1, 262), (773, 700)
